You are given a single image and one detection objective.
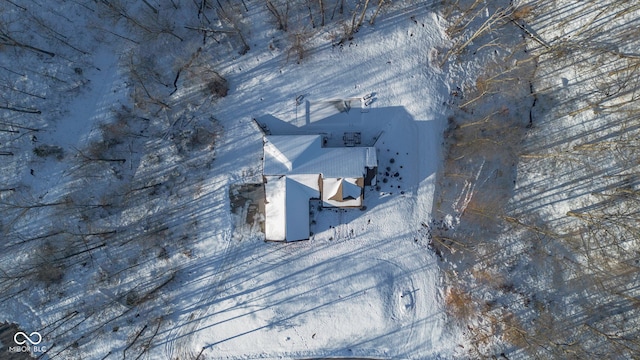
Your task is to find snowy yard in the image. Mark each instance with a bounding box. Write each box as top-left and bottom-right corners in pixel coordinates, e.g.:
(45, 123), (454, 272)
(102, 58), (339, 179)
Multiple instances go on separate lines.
(0, 0), (451, 359)
(1, 0), (638, 359)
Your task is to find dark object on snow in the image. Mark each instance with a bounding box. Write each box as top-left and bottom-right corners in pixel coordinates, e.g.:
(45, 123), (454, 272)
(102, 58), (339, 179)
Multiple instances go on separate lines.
(206, 73), (228, 97)
(33, 144), (64, 160)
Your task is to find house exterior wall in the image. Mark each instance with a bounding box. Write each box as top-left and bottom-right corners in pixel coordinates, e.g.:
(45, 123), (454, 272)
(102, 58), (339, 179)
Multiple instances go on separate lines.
(364, 167), (377, 186)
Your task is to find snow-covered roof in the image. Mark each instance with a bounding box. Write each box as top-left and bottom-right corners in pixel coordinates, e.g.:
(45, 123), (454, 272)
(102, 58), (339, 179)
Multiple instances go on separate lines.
(263, 135), (322, 174)
(322, 177), (363, 208)
(264, 175), (320, 241)
(264, 176), (287, 241)
(264, 135), (377, 178)
(263, 135), (376, 241)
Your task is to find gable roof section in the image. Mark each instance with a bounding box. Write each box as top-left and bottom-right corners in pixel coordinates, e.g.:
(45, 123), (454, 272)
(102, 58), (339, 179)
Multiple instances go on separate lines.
(322, 177), (363, 208)
(264, 176), (287, 241)
(263, 135), (322, 175)
(285, 176), (320, 241)
(296, 147), (373, 178)
(330, 178), (362, 200)
(264, 174), (320, 242)
(264, 135), (377, 178)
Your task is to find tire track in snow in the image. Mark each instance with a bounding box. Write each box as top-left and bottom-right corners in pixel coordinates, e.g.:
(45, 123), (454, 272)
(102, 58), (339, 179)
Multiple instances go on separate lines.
(375, 257), (418, 355)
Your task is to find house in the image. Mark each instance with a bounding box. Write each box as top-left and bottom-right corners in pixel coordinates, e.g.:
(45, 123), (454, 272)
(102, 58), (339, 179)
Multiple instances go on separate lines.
(263, 135), (377, 241)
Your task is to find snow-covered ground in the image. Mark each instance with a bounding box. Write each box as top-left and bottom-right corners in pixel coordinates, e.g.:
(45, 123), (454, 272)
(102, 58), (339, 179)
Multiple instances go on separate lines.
(3, 0), (637, 359)
(0, 1), (460, 359)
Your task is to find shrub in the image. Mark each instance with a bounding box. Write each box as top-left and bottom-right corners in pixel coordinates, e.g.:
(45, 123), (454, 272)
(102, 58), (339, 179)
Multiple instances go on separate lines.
(512, 5), (534, 20)
(125, 291), (140, 306)
(33, 144), (64, 160)
(445, 287), (476, 321)
(206, 75), (228, 97)
(35, 262), (65, 285)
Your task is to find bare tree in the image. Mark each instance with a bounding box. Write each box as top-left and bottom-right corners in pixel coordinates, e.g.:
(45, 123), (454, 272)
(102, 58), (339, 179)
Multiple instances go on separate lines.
(287, 30), (311, 63)
(97, 0), (184, 41)
(215, 2), (250, 54)
(306, 0), (316, 27)
(319, 0), (325, 26)
(0, 26), (55, 57)
(266, 0), (290, 31)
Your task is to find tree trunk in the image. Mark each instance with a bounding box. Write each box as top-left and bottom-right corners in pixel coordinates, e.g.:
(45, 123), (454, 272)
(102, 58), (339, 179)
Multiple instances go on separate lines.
(369, 0), (384, 25)
(307, 0), (316, 27)
(0, 105), (41, 114)
(0, 30), (55, 57)
(356, 0), (371, 31)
